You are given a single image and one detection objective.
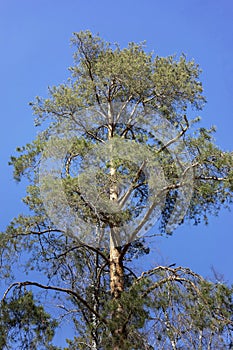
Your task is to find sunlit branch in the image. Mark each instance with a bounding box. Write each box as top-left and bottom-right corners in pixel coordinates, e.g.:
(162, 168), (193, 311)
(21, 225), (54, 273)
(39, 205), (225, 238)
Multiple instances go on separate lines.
(137, 265), (203, 283)
(142, 276), (198, 297)
(196, 175), (226, 181)
(115, 95), (133, 123)
(120, 100), (141, 137)
(65, 153), (80, 176)
(135, 266), (204, 297)
(143, 95), (157, 104)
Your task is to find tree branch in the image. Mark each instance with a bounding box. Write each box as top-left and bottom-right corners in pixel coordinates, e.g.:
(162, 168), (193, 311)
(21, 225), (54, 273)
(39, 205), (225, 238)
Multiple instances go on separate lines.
(135, 266), (204, 297)
(157, 115), (189, 153)
(115, 95), (133, 123)
(118, 160), (146, 208)
(196, 175), (226, 181)
(2, 280), (107, 325)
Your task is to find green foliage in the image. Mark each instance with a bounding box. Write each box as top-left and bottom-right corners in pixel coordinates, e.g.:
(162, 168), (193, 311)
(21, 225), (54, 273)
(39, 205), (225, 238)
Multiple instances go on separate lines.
(0, 291), (59, 350)
(1, 30), (233, 349)
(9, 139), (44, 182)
(138, 267), (233, 349)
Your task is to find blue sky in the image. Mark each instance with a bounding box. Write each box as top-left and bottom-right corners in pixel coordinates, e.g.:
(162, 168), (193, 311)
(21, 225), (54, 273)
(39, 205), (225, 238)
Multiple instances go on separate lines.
(1, 0), (233, 294)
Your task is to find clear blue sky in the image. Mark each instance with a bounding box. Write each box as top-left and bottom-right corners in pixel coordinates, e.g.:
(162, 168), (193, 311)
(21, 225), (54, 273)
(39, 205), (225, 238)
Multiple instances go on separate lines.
(1, 0), (233, 292)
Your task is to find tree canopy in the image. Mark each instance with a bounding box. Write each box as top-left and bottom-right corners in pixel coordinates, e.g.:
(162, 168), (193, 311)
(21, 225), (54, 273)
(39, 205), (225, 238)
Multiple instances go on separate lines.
(1, 31), (233, 349)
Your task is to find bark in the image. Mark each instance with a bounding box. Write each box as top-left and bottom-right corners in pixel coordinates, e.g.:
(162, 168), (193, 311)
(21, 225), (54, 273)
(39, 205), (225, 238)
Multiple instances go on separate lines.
(110, 237), (125, 350)
(90, 250), (100, 350)
(109, 168), (125, 349)
(108, 121), (126, 349)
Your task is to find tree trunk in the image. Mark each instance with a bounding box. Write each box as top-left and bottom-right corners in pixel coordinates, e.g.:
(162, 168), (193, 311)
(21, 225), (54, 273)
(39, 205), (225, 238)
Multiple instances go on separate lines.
(90, 249), (100, 350)
(109, 240), (125, 350)
(108, 121), (126, 349)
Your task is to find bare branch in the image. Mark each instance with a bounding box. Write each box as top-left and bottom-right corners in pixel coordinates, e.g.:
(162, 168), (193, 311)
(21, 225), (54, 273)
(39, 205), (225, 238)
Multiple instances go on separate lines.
(2, 280), (107, 325)
(196, 175), (226, 181)
(70, 115), (106, 143)
(120, 100), (141, 137)
(135, 265), (204, 298)
(11, 228), (64, 239)
(118, 160), (146, 207)
(137, 265), (203, 282)
(115, 95), (133, 123)
(157, 115), (189, 153)
(65, 153), (80, 175)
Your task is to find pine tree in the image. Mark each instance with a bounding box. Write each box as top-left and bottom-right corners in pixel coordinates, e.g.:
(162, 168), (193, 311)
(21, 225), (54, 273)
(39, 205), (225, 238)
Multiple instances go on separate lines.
(1, 31), (233, 349)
